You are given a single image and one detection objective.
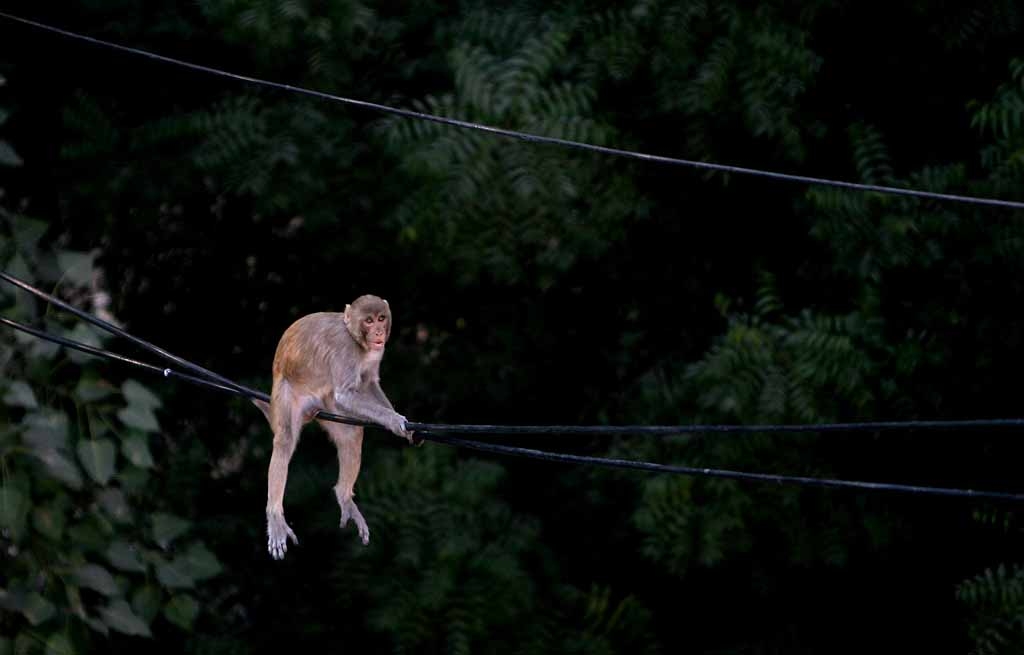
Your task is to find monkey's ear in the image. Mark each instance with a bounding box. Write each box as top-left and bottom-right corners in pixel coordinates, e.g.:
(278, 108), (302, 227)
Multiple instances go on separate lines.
(343, 304), (352, 325)
(383, 299), (389, 307)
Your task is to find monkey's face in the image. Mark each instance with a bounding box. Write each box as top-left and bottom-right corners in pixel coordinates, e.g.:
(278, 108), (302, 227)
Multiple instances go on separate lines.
(360, 308), (390, 351)
(345, 295), (392, 351)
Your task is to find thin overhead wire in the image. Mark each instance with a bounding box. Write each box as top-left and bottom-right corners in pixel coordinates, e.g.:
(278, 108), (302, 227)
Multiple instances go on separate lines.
(2, 15), (1022, 503)
(0, 268), (378, 427)
(0, 316), (241, 396)
(5, 270), (1024, 436)
(400, 417), (1024, 435)
(1, 11), (1023, 211)
(0, 271), (262, 400)
(5, 313), (1024, 503)
(423, 433), (1024, 502)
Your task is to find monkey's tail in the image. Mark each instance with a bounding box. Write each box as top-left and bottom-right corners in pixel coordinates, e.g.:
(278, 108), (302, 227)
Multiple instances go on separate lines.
(253, 398), (271, 423)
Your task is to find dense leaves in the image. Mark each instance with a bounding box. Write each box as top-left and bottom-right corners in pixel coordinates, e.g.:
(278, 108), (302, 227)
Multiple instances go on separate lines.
(3, 0), (1024, 653)
(0, 210), (223, 649)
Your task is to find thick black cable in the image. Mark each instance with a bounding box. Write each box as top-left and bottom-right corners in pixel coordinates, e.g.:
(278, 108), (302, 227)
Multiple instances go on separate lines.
(1, 11), (1023, 211)
(422, 433), (1024, 502)
(5, 315), (1024, 503)
(0, 316), (241, 396)
(5, 269), (1024, 436)
(402, 418), (1024, 434)
(0, 314), (375, 429)
(0, 270), (265, 400)
(0, 270), (376, 428)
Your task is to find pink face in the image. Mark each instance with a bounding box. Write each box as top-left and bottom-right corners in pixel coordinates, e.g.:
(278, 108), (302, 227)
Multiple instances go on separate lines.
(360, 309), (390, 350)
(347, 295), (393, 351)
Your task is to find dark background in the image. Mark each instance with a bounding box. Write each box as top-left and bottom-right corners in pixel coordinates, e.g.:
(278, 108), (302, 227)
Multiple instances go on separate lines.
(3, 1), (1024, 653)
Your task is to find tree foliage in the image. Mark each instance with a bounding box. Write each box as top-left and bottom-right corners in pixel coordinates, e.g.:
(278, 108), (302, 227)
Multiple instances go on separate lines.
(0, 205), (223, 651)
(3, 0), (1024, 652)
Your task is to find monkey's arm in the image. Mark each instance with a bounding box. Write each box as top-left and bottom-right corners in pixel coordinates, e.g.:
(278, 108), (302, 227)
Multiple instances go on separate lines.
(370, 383), (422, 446)
(334, 388), (411, 440)
(368, 381), (395, 412)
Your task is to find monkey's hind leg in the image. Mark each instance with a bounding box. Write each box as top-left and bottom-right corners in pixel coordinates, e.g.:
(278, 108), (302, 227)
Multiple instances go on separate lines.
(319, 420), (369, 545)
(266, 382), (312, 560)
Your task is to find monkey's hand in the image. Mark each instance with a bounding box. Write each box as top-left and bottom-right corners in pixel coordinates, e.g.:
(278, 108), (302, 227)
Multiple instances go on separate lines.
(385, 412), (415, 443)
(266, 511), (298, 560)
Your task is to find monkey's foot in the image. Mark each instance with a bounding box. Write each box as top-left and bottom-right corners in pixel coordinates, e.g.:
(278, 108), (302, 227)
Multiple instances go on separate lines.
(338, 498), (370, 545)
(266, 511), (299, 560)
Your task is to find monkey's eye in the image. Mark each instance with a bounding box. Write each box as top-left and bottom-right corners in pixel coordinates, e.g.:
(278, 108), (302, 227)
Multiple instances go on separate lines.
(364, 316), (374, 324)
(378, 314), (386, 322)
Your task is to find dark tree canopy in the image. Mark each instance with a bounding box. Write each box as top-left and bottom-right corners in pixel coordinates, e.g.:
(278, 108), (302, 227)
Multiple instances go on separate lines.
(2, 1), (1024, 653)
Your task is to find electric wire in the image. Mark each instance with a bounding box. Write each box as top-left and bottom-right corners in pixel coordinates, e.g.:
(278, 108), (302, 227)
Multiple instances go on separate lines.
(5, 269), (1024, 436)
(1, 11), (1023, 211)
(0, 270), (263, 400)
(0, 272), (374, 429)
(423, 433), (1024, 502)
(4, 310), (1024, 503)
(0, 316), (241, 396)
(401, 417), (1024, 435)
(2, 15), (1022, 501)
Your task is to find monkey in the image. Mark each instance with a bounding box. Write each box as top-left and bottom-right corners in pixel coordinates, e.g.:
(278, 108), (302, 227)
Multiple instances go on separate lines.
(252, 295), (413, 560)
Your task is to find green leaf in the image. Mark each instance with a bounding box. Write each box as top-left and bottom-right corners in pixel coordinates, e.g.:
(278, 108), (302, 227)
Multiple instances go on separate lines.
(65, 323), (102, 348)
(56, 250), (95, 287)
(0, 637), (9, 655)
(74, 377), (115, 403)
(99, 600), (152, 637)
(0, 108), (8, 126)
(32, 504), (66, 541)
(82, 616), (109, 636)
(180, 543), (223, 581)
(11, 216), (47, 250)
(2, 380), (37, 408)
(151, 513), (190, 549)
(121, 435), (155, 468)
(163, 594), (199, 630)
(64, 582), (84, 616)
(6, 251), (32, 283)
(44, 633), (75, 655)
(106, 541), (147, 573)
(30, 336), (62, 361)
(64, 324), (103, 366)
(86, 410), (111, 439)
(131, 585), (161, 623)
(22, 592), (56, 626)
(34, 450), (84, 490)
(67, 522), (105, 551)
(97, 489), (132, 523)
(74, 564), (120, 597)
(118, 466), (151, 494)
(117, 405), (160, 433)
(0, 141), (22, 167)
(122, 380), (162, 410)
(14, 635), (35, 655)
(0, 587), (25, 612)
(76, 439), (116, 485)
(155, 557), (195, 590)
(23, 411), (69, 450)
(0, 488), (28, 540)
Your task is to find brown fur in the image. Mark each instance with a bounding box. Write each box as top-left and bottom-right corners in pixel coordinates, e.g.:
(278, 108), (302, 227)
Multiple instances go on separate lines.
(257, 296), (411, 560)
